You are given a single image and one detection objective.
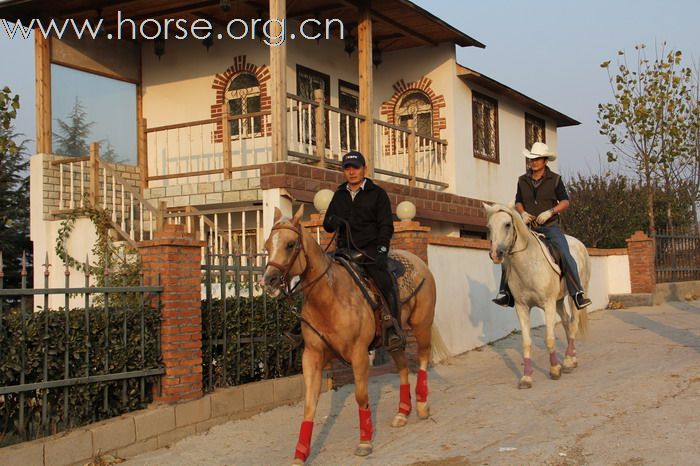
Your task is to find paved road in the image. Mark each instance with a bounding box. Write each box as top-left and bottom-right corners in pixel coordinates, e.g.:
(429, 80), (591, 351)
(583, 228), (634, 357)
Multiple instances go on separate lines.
(124, 301), (700, 465)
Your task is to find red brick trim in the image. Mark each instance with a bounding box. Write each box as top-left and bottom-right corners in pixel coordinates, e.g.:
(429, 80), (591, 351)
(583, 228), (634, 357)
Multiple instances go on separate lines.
(380, 77), (447, 136)
(260, 162), (487, 228)
(626, 231), (656, 293)
(211, 55), (271, 142)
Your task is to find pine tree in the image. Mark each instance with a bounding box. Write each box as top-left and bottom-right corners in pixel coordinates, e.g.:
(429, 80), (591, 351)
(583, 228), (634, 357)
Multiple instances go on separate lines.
(0, 87), (31, 288)
(53, 97), (93, 157)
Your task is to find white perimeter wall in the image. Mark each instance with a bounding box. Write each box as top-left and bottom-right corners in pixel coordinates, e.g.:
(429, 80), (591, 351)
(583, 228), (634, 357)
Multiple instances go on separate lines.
(428, 243), (630, 357)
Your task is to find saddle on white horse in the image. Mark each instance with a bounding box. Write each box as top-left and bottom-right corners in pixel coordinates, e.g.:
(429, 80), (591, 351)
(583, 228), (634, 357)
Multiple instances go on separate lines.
(530, 230), (562, 276)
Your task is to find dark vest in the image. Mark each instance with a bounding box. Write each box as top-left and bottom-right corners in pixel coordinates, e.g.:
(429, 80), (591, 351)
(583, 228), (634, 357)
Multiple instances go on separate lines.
(517, 169), (562, 225)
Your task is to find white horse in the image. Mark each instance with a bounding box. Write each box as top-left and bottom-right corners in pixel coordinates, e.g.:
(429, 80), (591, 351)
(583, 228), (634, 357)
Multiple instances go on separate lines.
(484, 203), (590, 389)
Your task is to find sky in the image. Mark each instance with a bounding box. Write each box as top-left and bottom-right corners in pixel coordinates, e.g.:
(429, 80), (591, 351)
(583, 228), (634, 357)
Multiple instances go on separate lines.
(1, 0), (699, 175)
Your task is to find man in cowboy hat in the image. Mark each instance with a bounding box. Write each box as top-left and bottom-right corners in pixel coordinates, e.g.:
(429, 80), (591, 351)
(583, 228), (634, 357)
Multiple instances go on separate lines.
(492, 142), (592, 309)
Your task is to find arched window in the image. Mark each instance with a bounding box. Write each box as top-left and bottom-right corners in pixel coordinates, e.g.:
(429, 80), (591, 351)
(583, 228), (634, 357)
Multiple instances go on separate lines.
(396, 91), (432, 137)
(225, 72), (261, 136)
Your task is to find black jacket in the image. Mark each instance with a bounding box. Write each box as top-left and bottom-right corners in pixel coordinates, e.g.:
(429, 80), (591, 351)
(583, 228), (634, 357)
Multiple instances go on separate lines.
(515, 167), (569, 226)
(323, 178), (394, 255)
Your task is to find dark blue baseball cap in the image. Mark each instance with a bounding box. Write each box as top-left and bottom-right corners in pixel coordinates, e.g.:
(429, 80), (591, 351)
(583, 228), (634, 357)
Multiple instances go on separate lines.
(342, 151), (366, 168)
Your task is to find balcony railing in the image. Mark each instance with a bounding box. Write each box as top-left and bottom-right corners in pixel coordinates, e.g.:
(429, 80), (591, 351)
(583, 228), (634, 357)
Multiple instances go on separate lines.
(143, 94), (448, 189)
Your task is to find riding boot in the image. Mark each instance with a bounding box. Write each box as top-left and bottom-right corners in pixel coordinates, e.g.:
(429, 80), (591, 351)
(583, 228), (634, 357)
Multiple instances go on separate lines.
(384, 288), (405, 353)
(492, 267), (515, 308)
(283, 321), (303, 349)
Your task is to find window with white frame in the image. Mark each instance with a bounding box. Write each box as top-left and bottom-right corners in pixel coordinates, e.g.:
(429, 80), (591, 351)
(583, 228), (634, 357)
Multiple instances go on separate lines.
(472, 91), (499, 162)
(338, 80), (359, 151)
(225, 72), (261, 137)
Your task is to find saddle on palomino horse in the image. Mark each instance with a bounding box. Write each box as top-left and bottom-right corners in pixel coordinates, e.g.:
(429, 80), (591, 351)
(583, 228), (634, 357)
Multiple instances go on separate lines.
(331, 249), (407, 350)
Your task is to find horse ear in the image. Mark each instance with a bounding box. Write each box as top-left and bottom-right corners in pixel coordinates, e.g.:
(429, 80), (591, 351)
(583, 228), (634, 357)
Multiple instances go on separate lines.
(292, 204), (304, 225)
(483, 202), (497, 216)
(274, 207), (282, 223)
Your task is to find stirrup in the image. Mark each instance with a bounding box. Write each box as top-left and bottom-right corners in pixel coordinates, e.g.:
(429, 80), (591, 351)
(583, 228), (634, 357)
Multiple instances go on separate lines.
(385, 331), (405, 353)
(492, 291), (514, 308)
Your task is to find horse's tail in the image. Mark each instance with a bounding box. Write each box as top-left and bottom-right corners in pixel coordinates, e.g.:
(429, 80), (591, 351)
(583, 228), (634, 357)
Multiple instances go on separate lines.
(578, 307), (589, 338)
(430, 324), (450, 363)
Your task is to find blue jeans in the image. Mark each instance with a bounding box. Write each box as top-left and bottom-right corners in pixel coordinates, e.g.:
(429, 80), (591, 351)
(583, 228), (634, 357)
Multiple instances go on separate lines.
(498, 223), (584, 296)
(533, 223), (583, 295)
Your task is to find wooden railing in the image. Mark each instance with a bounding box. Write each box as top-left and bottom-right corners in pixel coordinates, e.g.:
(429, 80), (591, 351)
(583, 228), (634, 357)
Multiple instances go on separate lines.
(142, 94), (448, 190)
(164, 205), (264, 267)
(51, 143), (160, 246)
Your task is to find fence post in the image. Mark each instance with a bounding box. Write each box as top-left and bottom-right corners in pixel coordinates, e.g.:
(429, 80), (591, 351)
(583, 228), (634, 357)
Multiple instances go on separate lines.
(626, 231), (656, 293)
(314, 89), (326, 168)
(221, 103), (232, 180)
(89, 142), (100, 207)
(138, 224), (206, 403)
(139, 118), (149, 191)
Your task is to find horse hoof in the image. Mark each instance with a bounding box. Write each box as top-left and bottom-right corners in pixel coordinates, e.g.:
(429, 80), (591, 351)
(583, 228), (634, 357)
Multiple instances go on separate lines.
(416, 402), (430, 420)
(550, 365), (562, 380)
(354, 441), (373, 456)
(562, 358), (577, 373)
(291, 459), (305, 466)
(391, 413), (408, 428)
(518, 376), (532, 389)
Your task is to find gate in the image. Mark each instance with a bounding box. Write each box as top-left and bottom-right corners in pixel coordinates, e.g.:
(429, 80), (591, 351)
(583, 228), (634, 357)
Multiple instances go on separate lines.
(201, 251), (301, 392)
(654, 232), (700, 283)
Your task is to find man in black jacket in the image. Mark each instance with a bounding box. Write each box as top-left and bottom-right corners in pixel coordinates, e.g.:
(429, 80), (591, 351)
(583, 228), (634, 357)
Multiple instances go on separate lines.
(493, 142), (592, 310)
(323, 151), (404, 352)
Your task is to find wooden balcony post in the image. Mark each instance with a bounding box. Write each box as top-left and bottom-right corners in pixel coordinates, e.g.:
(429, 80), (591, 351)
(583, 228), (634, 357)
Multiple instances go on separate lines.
(221, 104), (232, 179)
(139, 118), (148, 190)
(35, 33), (52, 154)
(89, 142), (100, 207)
(314, 89), (326, 167)
(358, 2), (374, 175)
(408, 125), (416, 187)
(156, 201), (167, 232)
(269, 0), (287, 162)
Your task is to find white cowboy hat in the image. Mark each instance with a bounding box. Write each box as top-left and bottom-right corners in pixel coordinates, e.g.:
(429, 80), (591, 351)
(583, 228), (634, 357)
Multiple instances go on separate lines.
(522, 142), (556, 161)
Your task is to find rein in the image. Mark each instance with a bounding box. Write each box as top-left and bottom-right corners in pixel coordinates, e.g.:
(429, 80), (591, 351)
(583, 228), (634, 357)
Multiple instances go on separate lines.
(266, 222), (351, 365)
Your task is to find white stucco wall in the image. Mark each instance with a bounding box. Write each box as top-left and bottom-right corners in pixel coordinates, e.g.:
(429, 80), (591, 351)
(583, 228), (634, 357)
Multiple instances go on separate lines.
(451, 80), (560, 203)
(427, 243), (630, 357)
(30, 154), (99, 309)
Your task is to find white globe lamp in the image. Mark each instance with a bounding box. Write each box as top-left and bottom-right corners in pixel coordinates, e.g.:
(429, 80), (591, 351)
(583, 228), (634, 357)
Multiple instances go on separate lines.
(313, 189), (334, 214)
(396, 201), (416, 221)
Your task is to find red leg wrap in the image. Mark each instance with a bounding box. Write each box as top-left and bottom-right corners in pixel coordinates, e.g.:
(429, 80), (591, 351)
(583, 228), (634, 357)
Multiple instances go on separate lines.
(566, 339), (576, 357)
(399, 383), (412, 415)
(294, 420), (314, 461)
(549, 351), (560, 366)
(524, 357), (534, 376)
(415, 370), (428, 403)
(359, 407), (373, 442)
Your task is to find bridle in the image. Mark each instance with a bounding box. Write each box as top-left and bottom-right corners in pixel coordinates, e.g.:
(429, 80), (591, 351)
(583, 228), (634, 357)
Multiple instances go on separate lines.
(491, 209), (527, 256)
(265, 222), (332, 298)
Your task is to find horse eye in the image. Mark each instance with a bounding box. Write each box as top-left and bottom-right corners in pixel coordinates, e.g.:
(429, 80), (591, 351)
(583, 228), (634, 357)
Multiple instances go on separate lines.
(286, 241), (295, 249)
(505, 222), (511, 229)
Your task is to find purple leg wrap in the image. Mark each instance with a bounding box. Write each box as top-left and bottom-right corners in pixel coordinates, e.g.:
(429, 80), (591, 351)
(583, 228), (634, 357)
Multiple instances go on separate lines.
(523, 357), (533, 376)
(566, 339), (576, 357)
(549, 351), (559, 366)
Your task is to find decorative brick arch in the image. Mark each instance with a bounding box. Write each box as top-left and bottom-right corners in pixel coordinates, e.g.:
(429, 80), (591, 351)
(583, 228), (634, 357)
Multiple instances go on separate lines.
(211, 55), (271, 142)
(380, 77), (447, 137)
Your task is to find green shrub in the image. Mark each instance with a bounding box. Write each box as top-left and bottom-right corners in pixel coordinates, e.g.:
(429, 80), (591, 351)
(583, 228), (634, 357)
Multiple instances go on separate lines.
(0, 304), (161, 446)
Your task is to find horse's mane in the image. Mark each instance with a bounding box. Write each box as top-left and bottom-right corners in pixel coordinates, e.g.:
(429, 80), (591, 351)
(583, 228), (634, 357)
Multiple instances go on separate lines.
(484, 202), (531, 239)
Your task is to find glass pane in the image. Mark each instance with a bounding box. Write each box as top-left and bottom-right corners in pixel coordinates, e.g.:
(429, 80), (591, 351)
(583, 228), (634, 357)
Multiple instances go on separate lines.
(229, 98), (243, 116)
(51, 64), (137, 164)
(247, 95), (260, 113)
(229, 73), (259, 90)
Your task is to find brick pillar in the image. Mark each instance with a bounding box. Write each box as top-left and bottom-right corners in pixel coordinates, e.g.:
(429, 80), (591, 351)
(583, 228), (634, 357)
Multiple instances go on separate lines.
(138, 224), (206, 403)
(391, 220), (431, 264)
(302, 213), (334, 250)
(626, 231), (656, 294)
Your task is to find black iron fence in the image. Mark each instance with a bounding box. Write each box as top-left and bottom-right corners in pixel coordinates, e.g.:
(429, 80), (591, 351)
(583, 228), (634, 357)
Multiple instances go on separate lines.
(654, 231), (700, 283)
(0, 254), (163, 447)
(201, 252), (301, 392)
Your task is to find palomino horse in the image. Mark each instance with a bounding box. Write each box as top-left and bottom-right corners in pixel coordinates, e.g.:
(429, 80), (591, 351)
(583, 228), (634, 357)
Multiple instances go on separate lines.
(484, 203), (590, 389)
(262, 205), (437, 464)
